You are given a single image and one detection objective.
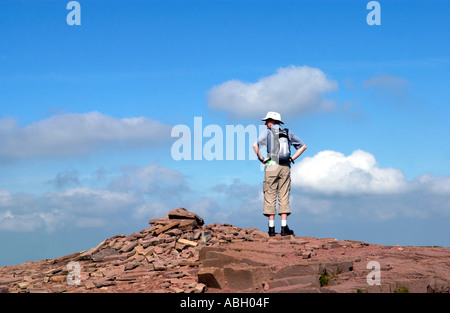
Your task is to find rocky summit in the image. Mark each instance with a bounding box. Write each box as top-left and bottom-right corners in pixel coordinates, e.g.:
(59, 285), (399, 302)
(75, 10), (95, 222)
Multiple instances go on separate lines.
(1, 208), (449, 293)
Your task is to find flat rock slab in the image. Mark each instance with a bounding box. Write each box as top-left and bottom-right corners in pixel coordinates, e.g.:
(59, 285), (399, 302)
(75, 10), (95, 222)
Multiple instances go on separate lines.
(1, 208), (449, 294)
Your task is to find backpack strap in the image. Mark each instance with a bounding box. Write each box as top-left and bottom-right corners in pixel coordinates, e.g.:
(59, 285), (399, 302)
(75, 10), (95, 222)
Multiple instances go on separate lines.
(285, 128), (291, 146)
(266, 127), (273, 154)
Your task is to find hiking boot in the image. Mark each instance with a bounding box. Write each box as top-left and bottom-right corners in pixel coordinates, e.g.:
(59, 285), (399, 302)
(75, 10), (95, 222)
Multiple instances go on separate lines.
(281, 225), (294, 236)
(268, 226), (275, 237)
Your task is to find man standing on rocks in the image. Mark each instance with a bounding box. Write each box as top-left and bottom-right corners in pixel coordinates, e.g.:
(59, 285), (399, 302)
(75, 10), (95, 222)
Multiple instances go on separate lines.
(253, 112), (307, 237)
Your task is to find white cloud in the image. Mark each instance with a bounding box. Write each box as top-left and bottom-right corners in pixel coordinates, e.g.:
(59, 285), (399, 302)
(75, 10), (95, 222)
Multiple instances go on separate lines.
(1, 149), (448, 234)
(0, 163), (191, 232)
(363, 74), (411, 96)
(212, 178), (259, 200)
(132, 201), (172, 220)
(0, 186), (141, 232)
(292, 150), (408, 195)
(293, 195), (335, 217)
(289, 149), (450, 221)
(0, 210), (44, 232)
(0, 111), (172, 160)
(44, 187), (140, 216)
(109, 163), (190, 198)
(207, 65), (338, 119)
(185, 197), (229, 224)
(414, 174), (450, 195)
(0, 190), (13, 207)
(0, 188), (140, 232)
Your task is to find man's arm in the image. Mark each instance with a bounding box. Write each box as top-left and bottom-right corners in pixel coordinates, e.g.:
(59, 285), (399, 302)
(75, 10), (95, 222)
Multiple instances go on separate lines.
(253, 129), (269, 163)
(253, 141), (267, 163)
(290, 144), (307, 163)
(288, 130), (306, 163)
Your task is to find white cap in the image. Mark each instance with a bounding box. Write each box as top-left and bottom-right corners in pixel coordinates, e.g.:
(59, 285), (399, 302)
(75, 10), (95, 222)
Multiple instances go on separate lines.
(261, 111), (284, 124)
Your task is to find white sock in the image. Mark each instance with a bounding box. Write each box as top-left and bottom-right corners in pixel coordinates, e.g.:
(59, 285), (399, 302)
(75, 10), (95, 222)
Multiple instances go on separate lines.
(269, 220), (275, 227)
(281, 219), (287, 227)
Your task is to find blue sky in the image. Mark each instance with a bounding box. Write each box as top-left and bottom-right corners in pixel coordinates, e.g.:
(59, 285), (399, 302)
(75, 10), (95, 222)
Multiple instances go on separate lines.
(0, 0), (449, 266)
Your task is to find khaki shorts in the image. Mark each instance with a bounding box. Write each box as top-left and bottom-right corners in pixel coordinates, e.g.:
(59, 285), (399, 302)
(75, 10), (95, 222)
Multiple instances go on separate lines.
(262, 163), (291, 216)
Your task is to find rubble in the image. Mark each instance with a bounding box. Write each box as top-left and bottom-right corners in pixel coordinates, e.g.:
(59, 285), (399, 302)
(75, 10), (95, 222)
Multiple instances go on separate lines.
(0, 207), (449, 293)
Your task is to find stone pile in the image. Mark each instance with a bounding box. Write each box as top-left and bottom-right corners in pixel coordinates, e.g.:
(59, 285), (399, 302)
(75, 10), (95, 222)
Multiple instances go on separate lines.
(0, 208), (272, 293)
(1, 207), (449, 293)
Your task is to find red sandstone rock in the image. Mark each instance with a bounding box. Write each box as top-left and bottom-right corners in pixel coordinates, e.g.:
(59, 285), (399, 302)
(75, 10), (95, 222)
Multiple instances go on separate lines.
(0, 208), (449, 294)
